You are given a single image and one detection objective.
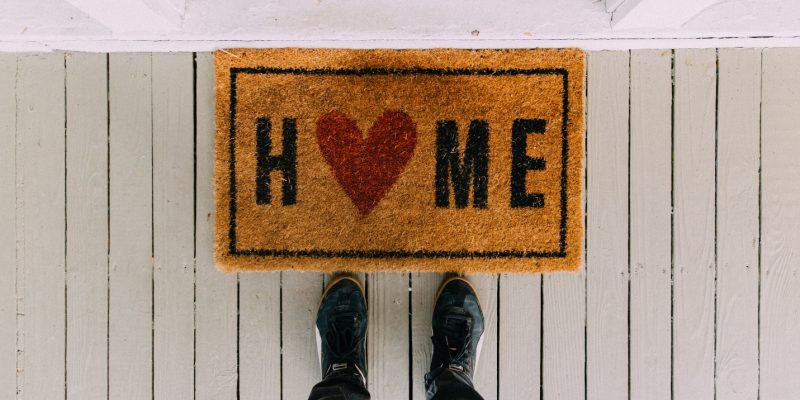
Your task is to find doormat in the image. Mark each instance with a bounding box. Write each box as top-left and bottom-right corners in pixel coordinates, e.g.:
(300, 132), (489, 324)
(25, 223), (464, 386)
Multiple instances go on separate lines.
(214, 48), (584, 273)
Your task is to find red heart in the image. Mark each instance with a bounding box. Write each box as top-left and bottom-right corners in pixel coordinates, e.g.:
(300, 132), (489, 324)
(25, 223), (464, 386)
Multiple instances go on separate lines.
(316, 110), (417, 216)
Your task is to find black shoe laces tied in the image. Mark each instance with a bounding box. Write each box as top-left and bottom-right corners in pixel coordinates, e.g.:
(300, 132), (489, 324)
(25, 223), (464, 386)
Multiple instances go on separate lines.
(324, 310), (363, 374)
(432, 313), (473, 370)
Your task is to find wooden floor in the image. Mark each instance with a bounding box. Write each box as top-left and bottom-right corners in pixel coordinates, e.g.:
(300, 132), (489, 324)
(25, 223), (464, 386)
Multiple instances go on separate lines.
(1, 49), (799, 400)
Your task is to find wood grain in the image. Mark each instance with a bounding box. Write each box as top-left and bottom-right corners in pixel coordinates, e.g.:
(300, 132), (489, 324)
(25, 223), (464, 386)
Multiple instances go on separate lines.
(629, 49), (672, 400)
(672, 48), (717, 400)
(760, 47), (800, 400)
(0, 54), (17, 400)
(540, 51), (590, 400)
(368, 272), (409, 399)
(65, 52), (108, 400)
(1, 48), (797, 399)
(543, 271), (586, 400)
(17, 52), (66, 400)
(715, 47), (760, 400)
(585, 50), (629, 400)
(499, 274), (541, 400)
(239, 272), (280, 400)
(195, 51), (238, 400)
(108, 53), (153, 400)
(281, 271), (324, 400)
(152, 52), (195, 400)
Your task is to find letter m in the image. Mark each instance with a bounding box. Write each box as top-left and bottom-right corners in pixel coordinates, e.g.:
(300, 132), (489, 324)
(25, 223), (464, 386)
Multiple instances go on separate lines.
(435, 120), (489, 208)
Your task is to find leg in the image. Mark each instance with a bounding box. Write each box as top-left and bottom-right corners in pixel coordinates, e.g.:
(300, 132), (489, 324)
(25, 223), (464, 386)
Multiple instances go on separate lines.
(426, 369), (484, 400)
(425, 277), (486, 400)
(308, 375), (370, 400)
(308, 275), (370, 400)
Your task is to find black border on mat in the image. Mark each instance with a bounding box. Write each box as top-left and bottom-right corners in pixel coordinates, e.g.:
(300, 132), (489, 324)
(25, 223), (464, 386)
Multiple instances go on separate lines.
(227, 66), (571, 259)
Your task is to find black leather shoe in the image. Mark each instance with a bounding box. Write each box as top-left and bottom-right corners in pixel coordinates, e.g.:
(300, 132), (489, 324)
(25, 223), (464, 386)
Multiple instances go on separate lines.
(427, 277), (485, 384)
(315, 275), (368, 387)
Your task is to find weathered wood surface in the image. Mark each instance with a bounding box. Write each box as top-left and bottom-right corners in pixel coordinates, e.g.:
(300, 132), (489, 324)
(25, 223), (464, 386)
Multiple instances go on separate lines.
(0, 49), (796, 399)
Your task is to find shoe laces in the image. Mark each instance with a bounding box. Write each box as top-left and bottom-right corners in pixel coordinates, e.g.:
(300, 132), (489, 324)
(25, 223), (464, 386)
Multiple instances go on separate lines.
(432, 312), (473, 370)
(324, 310), (364, 373)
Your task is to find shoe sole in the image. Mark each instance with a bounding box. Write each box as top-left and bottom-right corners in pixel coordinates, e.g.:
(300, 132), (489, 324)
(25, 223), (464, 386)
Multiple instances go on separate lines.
(315, 275), (367, 369)
(433, 276), (485, 372)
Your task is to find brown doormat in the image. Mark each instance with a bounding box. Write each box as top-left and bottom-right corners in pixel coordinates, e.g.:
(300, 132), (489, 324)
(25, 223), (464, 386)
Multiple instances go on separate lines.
(214, 48), (584, 273)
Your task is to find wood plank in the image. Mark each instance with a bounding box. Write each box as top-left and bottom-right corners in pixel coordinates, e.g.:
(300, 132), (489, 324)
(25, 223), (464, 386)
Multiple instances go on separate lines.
(715, 47), (761, 400)
(108, 53), (153, 400)
(467, 274), (498, 400)
(366, 273), (409, 399)
(760, 47), (800, 400)
(543, 271), (586, 400)
(629, 49), (672, 400)
(65, 52), (108, 400)
(0, 54), (17, 400)
(585, 50), (629, 400)
(239, 272), (280, 400)
(17, 52), (66, 400)
(411, 272), (445, 400)
(63, 0), (181, 33)
(499, 274), (541, 400)
(151, 52), (195, 400)
(611, 0), (718, 30)
(672, 48), (717, 400)
(541, 46), (590, 400)
(195, 51), (238, 400)
(282, 271), (325, 400)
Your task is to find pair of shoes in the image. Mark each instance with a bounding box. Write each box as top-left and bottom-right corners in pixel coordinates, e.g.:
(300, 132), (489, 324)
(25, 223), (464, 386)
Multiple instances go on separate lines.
(315, 275), (485, 387)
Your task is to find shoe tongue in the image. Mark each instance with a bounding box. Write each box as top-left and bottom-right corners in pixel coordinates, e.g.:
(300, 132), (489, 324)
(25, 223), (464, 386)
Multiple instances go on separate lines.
(440, 310), (472, 352)
(328, 310), (360, 357)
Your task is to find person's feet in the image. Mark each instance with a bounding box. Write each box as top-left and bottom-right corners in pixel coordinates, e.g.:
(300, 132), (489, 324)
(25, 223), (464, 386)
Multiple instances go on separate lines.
(428, 276), (485, 381)
(315, 275), (368, 386)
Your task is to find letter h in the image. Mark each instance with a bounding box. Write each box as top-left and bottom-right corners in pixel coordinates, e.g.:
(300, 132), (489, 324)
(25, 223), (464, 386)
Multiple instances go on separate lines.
(256, 117), (297, 206)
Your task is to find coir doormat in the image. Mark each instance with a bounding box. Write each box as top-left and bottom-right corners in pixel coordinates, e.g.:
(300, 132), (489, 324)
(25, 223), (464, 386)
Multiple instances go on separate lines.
(215, 48), (584, 273)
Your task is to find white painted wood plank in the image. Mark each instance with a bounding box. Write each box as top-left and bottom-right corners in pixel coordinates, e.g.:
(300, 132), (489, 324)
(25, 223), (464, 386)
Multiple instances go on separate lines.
(411, 272), (445, 400)
(108, 53), (153, 400)
(605, 0), (625, 12)
(367, 273), (409, 399)
(612, 0), (719, 30)
(63, 0), (180, 33)
(282, 271), (325, 400)
(585, 50), (629, 400)
(239, 272), (280, 400)
(0, 54), (17, 400)
(543, 271), (586, 400)
(499, 274), (541, 400)
(715, 47), (760, 400)
(760, 47), (800, 400)
(195, 51), (238, 400)
(542, 45), (589, 400)
(17, 52), (66, 400)
(629, 49), (672, 400)
(151, 51), (194, 400)
(672, 48), (717, 400)
(65, 52), (108, 400)
(467, 274), (498, 400)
